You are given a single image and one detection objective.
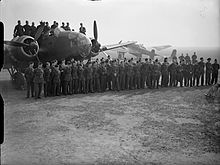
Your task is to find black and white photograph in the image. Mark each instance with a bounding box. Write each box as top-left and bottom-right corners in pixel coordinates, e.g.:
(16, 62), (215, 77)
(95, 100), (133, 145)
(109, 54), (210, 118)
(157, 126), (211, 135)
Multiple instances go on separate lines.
(0, 0), (220, 164)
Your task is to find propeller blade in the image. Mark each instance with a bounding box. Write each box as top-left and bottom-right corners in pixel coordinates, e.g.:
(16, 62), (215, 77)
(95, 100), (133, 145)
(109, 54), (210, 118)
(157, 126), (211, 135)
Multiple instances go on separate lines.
(4, 41), (29, 47)
(34, 25), (44, 41)
(93, 20), (98, 41)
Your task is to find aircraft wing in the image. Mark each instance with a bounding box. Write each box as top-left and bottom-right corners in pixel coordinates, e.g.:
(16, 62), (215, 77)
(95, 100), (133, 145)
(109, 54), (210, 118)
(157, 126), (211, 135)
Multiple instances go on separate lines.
(151, 45), (172, 51)
(101, 41), (137, 51)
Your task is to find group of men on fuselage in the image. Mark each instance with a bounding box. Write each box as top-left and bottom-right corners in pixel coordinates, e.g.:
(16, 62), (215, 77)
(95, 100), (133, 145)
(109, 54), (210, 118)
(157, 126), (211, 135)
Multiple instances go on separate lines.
(13, 20), (87, 38)
(24, 54), (219, 99)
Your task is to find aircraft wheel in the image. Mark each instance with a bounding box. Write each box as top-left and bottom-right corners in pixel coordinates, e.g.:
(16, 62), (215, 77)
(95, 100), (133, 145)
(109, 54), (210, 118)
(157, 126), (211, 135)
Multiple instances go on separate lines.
(12, 72), (25, 90)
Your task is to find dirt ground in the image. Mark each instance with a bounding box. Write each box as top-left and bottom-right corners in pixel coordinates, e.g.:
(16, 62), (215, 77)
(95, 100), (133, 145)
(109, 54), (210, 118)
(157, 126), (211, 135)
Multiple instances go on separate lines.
(1, 76), (220, 165)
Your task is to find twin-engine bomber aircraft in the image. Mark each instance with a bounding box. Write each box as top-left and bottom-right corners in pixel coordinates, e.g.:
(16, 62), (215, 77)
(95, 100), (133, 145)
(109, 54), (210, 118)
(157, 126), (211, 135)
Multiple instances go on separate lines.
(3, 20), (136, 86)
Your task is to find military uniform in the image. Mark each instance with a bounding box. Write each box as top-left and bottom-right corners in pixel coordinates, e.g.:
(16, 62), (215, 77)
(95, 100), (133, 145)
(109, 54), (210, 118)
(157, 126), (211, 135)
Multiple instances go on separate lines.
(51, 67), (61, 96)
(33, 67), (44, 98)
(106, 63), (112, 90)
(99, 63), (107, 92)
(92, 64), (101, 92)
(182, 63), (189, 87)
(148, 62), (154, 88)
(59, 63), (66, 95)
(185, 55), (190, 64)
(211, 61), (220, 84)
(119, 63), (126, 90)
(176, 64), (184, 87)
(140, 62), (147, 89)
(193, 63), (200, 86)
(198, 60), (205, 86)
(71, 65), (79, 94)
(85, 65), (93, 93)
(43, 67), (51, 97)
(205, 60), (212, 85)
(168, 62), (177, 87)
(111, 63), (120, 91)
(133, 63), (141, 89)
(161, 62), (169, 87)
(188, 63), (194, 87)
(63, 66), (72, 95)
(24, 67), (34, 98)
(152, 62), (161, 88)
(78, 66), (85, 93)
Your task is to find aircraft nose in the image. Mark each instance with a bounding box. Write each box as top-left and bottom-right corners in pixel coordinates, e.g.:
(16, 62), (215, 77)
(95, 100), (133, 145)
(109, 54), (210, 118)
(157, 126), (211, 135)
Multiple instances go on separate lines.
(77, 34), (92, 58)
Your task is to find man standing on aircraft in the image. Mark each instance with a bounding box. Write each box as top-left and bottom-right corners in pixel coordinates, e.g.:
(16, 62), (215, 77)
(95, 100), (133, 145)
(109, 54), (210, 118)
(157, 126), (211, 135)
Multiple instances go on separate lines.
(43, 62), (51, 97)
(61, 22), (65, 30)
(43, 22), (51, 37)
(211, 59), (220, 85)
(205, 58), (212, 86)
(79, 23), (86, 35)
(33, 62), (44, 99)
(161, 58), (169, 87)
(24, 61), (35, 98)
(65, 22), (71, 31)
(23, 20), (31, 36)
(30, 22), (37, 38)
(14, 20), (24, 37)
(198, 57), (205, 86)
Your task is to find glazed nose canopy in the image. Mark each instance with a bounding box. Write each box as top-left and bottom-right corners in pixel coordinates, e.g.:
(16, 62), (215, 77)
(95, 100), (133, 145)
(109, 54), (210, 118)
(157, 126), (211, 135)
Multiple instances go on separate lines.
(77, 33), (92, 58)
(22, 38), (39, 56)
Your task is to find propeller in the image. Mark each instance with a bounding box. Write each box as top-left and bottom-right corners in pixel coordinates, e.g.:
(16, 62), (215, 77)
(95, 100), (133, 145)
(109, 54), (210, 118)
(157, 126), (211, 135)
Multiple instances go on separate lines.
(4, 41), (29, 47)
(93, 20), (98, 41)
(91, 20), (101, 54)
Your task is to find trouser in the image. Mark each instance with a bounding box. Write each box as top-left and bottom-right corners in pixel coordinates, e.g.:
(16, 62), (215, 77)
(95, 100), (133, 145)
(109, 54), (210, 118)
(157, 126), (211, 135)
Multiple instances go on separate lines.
(152, 74), (160, 88)
(205, 72), (211, 85)
(119, 74), (125, 90)
(86, 79), (93, 93)
(64, 80), (72, 95)
(72, 79), (78, 94)
(44, 81), (51, 97)
(183, 73), (189, 87)
(140, 74), (146, 89)
(195, 74), (200, 86)
(100, 75), (106, 92)
(79, 79), (85, 93)
(146, 72), (151, 87)
(106, 75), (112, 90)
(112, 75), (119, 91)
(189, 74), (193, 87)
(169, 73), (176, 87)
(52, 82), (60, 96)
(125, 75), (130, 90)
(161, 73), (169, 87)
(177, 73), (183, 87)
(199, 72), (204, 86)
(34, 82), (43, 98)
(26, 81), (34, 97)
(129, 75), (134, 89)
(93, 77), (101, 92)
(211, 72), (218, 84)
(134, 75), (141, 89)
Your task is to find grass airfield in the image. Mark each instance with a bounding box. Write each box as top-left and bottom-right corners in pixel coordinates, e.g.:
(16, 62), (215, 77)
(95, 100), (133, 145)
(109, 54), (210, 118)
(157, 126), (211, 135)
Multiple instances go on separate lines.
(1, 71), (220, 165)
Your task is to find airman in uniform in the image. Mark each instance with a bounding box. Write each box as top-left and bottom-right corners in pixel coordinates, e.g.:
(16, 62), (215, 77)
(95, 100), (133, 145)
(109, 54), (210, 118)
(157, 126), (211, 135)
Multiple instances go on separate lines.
(43, 62), (51, 97)
(205, 58), (212, 86)
(140, 59), (148, 89)
(152, 59), (161, 89)
(192, 52), (197, 64)
(14, 20), (24, 37)
(211, 59), (220, 84)
(78, 64), (86, 93)
(99, 61), (107, 92)
(59, 59), (66, 94)
(119, 61), (126, 90)
(193, 61), (200, 86)
(33, 62), (44, 99)
(111, 60), (120, 91)
(168, 59), (178, 87)
(182, 60), (189, 87)
(133, 61), (141, 89)
(71, 61), (79, 94)
(85, 62), (93, 93)
(106, 60), (112, 90)
(51, 65), (61, 96)
(24, 61), (35, 98)
(198, 57), (205, 86)
(179, 53), (185, 63)
(188, 61), (194, 87)
(161, 58), (169, 87)
(176, 61), (184, 87)
(148, 59), (154, 88)
(63, 61), (72, 95)
(185, 53), (190, 64)
(92, 62), (101, 92)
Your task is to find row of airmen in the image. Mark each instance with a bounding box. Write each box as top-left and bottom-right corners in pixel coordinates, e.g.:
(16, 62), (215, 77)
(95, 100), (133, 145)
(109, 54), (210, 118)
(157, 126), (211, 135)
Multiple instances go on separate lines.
(14, 20), (86, 38)
(24, 56), (219, 99)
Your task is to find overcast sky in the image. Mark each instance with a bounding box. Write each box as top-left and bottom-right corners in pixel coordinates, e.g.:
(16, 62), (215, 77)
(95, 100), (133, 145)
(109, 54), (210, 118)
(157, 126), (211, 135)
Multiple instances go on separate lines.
(0, 0), (219, 47)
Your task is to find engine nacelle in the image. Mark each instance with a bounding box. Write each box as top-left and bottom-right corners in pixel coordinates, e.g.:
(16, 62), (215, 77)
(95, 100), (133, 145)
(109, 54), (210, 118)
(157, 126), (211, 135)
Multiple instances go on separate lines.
(11, 35), (39, 60)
